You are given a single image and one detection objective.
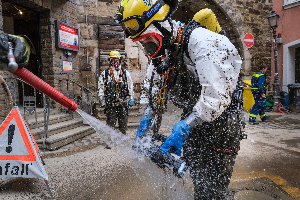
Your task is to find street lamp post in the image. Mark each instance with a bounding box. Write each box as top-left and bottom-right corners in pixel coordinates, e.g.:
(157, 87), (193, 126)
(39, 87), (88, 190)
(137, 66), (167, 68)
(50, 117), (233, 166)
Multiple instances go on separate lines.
(268, 11), (280, 107)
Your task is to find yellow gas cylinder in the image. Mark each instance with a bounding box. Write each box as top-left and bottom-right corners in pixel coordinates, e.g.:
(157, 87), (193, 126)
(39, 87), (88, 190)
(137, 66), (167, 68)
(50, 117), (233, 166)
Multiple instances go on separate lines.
(243, 80), (255, 112)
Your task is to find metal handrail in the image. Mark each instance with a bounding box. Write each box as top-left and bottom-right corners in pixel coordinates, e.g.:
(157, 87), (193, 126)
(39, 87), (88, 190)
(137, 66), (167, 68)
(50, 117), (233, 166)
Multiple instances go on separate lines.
(70, 79), (94, 96)
(59, 79), (94, 115)
(43, 93), (52, 148)
(69, 79), (94, 114)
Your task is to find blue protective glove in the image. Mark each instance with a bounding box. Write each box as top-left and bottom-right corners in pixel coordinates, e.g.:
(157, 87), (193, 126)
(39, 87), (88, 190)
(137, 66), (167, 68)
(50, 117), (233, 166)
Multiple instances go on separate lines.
(161, 120), (190, 156)
(136, 115), (152, 138)
(129, 98), (134, 107)
(99, 96), (105, 107)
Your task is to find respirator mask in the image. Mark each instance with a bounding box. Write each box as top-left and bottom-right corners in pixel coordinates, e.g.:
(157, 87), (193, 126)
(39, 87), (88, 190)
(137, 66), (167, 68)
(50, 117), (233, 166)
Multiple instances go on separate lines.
(110, 57), (121, 71)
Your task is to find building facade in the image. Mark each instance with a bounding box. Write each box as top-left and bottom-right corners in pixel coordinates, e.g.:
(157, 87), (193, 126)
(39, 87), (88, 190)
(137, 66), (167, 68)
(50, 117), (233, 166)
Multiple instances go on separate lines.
(272, 0), (300, 92)
(0, 0), (274, 121)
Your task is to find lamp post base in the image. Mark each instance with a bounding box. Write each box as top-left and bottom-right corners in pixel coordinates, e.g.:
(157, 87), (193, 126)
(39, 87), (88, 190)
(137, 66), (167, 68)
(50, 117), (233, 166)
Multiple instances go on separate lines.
(273, 74), (281, 111)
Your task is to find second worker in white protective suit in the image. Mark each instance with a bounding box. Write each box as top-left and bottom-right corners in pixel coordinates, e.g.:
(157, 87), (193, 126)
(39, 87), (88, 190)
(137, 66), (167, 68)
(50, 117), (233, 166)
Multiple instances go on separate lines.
(98, 51), (135, 135)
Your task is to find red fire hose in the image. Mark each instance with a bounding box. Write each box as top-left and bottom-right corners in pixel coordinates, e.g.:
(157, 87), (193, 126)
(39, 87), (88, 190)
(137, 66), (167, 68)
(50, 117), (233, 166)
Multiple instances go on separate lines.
(14, 67), (78, 112)
(7, 41), (78, 111)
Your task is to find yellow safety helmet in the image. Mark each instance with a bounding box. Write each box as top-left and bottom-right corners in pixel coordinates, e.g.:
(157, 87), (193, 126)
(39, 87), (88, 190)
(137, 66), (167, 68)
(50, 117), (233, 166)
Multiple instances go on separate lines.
(118, 0), (178, 39)
(109, 50), (122, 58)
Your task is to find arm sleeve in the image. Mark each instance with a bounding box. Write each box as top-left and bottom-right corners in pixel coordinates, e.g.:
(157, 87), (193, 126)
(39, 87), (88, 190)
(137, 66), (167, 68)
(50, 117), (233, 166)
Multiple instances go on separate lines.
(98, 70), (106, 97)
(140, 63), (154, 107)
(257, 76), (266, 94)
(188, 27), (242, 122)
(126, 70), (134, 98)
(140, 62), (162, 111)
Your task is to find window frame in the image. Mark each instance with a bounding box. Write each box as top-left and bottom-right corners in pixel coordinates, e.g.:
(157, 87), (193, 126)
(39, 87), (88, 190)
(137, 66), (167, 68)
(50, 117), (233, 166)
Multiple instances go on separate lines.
(283, 0), (300, 9)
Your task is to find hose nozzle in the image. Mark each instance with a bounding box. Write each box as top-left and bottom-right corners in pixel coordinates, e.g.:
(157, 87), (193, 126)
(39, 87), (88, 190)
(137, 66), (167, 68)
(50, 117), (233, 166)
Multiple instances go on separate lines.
(133, 133), (188, 178)
(7, 42), (18, 73)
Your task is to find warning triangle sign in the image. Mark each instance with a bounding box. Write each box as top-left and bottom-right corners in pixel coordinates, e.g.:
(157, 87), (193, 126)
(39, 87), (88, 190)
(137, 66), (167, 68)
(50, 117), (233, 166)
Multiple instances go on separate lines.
(0, 107), (48, 180)
(0, 109), (36, 161)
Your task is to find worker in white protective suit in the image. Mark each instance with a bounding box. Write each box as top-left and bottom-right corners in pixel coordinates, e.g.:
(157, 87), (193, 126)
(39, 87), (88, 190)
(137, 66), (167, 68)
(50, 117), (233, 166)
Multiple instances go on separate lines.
(98, 50), (134, 135)
(115, 0), (244, 198)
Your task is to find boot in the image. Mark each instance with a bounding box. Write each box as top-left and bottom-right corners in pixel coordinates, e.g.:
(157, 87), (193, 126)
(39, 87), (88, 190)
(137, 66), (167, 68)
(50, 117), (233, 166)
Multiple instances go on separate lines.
(261, 116), (270, 122)
(248, 121), (259, 125)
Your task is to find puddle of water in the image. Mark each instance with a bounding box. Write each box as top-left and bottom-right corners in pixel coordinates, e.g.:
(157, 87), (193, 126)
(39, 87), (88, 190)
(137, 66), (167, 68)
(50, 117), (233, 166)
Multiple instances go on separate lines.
(76, 109), (194, 199)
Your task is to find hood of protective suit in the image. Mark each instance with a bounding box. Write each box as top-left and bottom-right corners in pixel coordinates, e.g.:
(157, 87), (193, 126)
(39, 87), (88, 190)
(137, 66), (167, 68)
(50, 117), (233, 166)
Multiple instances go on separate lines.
(134, 20), (180, 74)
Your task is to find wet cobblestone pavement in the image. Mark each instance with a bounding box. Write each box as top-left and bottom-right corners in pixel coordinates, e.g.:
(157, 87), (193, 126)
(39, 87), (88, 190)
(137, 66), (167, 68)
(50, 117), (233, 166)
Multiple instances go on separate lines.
(244, 112), (300, 130)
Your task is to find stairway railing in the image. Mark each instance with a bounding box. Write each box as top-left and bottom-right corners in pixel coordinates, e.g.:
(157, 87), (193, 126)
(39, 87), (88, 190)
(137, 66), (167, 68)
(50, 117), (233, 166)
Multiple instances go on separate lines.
(59, 79), (94, 115)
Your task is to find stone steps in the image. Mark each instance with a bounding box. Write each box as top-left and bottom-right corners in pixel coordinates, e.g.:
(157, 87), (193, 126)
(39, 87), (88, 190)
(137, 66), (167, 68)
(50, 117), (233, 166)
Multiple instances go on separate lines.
(20, 107), (62, 118)
(36, 125), (95, 151)
(26, 113), (74, 129)
(95, 105), (141, 115)
(97, 112), (143, 123)
(31, 118), (84, 140)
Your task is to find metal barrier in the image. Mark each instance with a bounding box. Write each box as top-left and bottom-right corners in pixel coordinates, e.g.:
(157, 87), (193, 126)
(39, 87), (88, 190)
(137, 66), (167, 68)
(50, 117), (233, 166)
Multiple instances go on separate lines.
(17, 78), (38, 125)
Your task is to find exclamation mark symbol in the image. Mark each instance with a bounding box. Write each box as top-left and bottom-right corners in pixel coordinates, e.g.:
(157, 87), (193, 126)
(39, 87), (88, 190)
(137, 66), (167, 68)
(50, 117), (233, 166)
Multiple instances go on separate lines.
(6, 124), (15, 153)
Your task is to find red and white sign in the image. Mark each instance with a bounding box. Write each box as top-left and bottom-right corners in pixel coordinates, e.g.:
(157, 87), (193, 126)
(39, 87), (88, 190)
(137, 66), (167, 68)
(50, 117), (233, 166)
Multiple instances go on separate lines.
(58, 23), (79, 51)
(244, 33), (254, 48)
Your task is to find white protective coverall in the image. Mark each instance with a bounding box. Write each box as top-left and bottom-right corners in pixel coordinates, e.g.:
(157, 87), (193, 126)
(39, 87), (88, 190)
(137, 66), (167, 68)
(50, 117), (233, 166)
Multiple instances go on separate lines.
(140, 20), (243, 199)
(98, 65), (134, 100)
(98, 64), (134, 135)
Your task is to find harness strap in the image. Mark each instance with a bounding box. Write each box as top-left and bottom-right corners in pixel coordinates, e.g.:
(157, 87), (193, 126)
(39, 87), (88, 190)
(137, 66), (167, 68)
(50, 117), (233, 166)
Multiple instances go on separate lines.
(157, 66), (176, 112)
(110, 68), (123, 83)
(175, 23), (185, 43)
